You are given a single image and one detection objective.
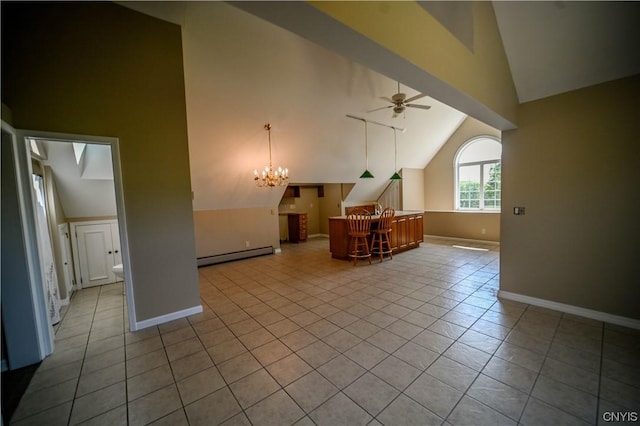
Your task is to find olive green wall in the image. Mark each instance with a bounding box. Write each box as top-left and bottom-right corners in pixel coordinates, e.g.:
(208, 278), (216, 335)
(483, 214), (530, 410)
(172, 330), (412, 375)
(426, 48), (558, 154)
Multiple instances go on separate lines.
(1, 2), (200, 323)
(501, 75), (640, 320)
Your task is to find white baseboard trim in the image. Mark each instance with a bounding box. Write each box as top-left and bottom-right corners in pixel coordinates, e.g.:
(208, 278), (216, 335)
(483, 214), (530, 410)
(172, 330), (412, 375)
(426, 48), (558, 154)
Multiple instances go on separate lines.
(424, 234), (500, 246)
(308, 233), (329, 239)
(132, 305), (203, 331)
(498, 290), (640, 330)
(274, 248), (282, 254)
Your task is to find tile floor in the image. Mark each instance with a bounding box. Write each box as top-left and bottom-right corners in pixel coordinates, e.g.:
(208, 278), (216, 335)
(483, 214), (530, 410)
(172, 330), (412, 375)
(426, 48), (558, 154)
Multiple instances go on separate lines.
(9, 237), (640, 425)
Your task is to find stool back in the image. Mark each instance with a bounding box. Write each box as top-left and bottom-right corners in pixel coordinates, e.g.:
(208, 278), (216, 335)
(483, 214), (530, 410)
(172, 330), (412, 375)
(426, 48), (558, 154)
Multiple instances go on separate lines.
(347, 209), (372, 236)
(378, 208), (395, 231)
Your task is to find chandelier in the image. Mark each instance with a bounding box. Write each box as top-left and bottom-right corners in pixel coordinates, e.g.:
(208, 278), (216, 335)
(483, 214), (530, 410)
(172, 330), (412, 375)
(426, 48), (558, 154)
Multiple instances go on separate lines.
(253, 123), (289, 187)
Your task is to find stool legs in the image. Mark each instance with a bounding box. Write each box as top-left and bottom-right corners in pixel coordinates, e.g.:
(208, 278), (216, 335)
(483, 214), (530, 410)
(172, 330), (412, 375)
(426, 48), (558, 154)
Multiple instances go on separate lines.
(349, 235), (372, 265)
(371, 231), (393, 262)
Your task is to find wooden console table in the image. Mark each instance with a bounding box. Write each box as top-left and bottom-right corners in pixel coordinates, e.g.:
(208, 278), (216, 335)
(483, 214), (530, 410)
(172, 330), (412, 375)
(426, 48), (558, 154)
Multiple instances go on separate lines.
(328, 211), (424, 260)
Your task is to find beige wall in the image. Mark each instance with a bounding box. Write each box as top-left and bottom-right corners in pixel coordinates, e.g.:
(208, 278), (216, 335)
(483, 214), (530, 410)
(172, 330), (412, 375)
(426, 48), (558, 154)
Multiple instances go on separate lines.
(422, 117), (501, 241)
(277, 185), (342, 236)
(501, 75), (640, 320)
(425, 117), (502, 210)
(318, 184), (343, 235)
(425, 212), (500, 242)
(2, 2), (200, 323)
(194, 208), (279, 258)
(401, 168), (425, 211)
(297, 188), (321, 235)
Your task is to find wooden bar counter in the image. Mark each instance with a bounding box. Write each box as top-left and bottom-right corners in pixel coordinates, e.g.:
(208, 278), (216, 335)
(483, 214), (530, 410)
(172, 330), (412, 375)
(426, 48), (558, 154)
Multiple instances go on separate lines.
(328, 211), (424, 260)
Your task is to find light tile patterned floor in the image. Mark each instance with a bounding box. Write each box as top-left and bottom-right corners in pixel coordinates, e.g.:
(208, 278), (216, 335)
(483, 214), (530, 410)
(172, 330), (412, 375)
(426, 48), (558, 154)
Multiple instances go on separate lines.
(10, 237), (640, 425)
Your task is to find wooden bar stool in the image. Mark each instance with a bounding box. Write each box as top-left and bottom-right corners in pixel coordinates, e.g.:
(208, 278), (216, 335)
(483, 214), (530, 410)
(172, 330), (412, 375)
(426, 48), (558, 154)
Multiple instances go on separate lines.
(371, 207), (395, 262)
(347, 208), (372, 265)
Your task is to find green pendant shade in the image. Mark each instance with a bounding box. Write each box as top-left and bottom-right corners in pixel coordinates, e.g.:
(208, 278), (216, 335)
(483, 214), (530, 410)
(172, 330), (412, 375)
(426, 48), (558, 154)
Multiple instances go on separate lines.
(360, 169), (375, 178)
(390, 171), (402, 180)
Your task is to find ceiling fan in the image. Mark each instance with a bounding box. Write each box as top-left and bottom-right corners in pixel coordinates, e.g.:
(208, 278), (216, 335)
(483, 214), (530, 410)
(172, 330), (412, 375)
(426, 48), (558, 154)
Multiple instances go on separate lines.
(368, 82), (431, 118)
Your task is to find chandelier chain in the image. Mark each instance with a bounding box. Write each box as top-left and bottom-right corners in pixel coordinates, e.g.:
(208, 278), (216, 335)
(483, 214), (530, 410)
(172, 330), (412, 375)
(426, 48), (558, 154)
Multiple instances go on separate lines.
(254, 123), (289, 187)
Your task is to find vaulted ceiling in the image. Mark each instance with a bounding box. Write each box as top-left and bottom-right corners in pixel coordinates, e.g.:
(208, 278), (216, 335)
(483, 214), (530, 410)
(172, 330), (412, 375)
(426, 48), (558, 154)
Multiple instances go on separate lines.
(119, 1), (640, 209)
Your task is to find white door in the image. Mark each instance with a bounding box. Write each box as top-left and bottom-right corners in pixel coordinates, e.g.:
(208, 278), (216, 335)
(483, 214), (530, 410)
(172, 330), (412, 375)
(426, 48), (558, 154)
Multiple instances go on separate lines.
(110, 223), (122, 267)
(58, 223), (74, 299)
(76, 223), (116, 287)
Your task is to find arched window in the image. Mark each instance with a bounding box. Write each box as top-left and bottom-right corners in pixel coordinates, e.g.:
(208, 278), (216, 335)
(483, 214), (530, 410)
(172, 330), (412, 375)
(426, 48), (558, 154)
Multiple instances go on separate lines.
(455, 137), (501, 210)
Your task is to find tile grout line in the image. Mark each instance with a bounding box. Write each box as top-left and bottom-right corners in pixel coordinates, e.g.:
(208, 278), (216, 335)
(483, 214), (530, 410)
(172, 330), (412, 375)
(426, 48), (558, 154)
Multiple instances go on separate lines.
(67, 285), (102, 426)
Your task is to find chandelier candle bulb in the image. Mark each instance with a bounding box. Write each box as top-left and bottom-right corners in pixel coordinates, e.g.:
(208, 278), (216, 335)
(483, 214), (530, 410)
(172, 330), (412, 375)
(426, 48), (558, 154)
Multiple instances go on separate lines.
(253, 123), (289, 187)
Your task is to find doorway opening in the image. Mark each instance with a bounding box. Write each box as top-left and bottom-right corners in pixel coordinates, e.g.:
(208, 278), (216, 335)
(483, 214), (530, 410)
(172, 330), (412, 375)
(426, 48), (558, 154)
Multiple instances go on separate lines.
(18, 129), (136, 332)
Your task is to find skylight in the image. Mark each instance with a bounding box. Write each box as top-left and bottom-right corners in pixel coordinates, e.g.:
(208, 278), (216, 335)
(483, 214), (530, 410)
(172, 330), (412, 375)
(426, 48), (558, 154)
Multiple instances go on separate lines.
(72, 142), (86, 165)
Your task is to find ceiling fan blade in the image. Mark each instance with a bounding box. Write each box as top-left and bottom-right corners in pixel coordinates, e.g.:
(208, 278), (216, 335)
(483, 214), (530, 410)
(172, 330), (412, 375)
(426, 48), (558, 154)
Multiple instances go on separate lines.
(404, 93), (427, 103)
(367, 105), (393, 113)
(406, 104), (431, 110)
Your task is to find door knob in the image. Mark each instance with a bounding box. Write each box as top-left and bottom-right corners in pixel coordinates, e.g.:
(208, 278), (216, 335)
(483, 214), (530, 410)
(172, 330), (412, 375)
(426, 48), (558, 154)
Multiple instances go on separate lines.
(115, 250), (119, 253)
(108, 251), (113, 254)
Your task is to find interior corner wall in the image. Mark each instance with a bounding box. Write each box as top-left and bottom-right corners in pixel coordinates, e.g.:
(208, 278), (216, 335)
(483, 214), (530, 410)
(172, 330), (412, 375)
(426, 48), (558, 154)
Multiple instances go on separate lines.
(1, 2), (200, 323)
(501, 75), (640, 320)
(401, 168), (425, 211)
(424, 117), (501, 210)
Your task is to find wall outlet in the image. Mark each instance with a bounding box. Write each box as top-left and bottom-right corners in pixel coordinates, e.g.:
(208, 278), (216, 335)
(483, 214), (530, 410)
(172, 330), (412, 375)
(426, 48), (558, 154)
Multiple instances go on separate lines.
(245, 240), (250, 248)
(513, 206), (526, 215)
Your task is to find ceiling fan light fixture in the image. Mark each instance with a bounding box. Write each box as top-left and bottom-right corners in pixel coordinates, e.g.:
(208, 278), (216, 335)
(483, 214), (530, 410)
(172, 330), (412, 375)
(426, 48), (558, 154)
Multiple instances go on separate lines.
(369, 82), (430, 118)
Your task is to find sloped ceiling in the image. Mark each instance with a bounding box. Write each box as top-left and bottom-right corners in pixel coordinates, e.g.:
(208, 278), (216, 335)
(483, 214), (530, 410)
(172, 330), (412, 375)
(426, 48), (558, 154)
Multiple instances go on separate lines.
(120, 1), (467, 210)
(41, 141), (117, 218)
(183, 2), (467, 209)
(493, 1), (640, 103)
(120, 1), (640, 210)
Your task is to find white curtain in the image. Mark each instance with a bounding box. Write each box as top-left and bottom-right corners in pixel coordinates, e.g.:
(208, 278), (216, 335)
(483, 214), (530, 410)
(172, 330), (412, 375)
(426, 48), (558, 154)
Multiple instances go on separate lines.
(32, 174), (61, 325)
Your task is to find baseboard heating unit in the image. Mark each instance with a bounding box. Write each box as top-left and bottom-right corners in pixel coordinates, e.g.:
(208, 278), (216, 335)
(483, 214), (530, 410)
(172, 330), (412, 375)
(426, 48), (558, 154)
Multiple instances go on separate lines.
(197, 246), (274, 267)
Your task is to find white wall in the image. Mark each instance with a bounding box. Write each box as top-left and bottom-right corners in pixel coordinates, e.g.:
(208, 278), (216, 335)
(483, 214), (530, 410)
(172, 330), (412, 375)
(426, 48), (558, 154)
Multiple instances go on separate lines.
(42, 141), (117, 219)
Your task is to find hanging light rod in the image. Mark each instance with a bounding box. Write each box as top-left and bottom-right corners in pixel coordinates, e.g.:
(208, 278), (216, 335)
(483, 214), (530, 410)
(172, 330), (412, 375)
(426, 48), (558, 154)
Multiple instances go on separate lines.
(345, 114), (406, 133)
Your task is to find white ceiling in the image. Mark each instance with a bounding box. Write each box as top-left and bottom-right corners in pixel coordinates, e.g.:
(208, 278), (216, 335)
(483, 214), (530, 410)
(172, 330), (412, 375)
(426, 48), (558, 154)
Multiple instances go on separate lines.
(40, 141), (117, 218)
(493, 1), (640, 103)
(118, 1), (639, 208)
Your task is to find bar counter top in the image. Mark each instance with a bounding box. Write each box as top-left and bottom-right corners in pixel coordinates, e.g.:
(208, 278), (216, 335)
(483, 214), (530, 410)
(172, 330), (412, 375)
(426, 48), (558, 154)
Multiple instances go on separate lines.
(328, 211), (424, 260)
